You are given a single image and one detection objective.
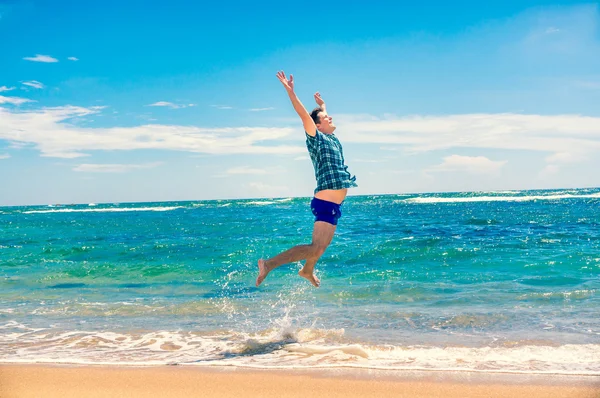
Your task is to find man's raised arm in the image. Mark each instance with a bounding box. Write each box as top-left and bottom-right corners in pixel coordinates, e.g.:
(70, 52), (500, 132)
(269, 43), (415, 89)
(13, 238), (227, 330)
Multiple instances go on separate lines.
(314, 92), (326, 113)
(276, 71), (317, 136)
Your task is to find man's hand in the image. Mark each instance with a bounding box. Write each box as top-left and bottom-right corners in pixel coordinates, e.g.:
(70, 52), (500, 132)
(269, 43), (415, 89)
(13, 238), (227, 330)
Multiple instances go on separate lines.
(276, 71), (294, 92)
(314, 92), (325, 107)
(276, 71), (316, 136)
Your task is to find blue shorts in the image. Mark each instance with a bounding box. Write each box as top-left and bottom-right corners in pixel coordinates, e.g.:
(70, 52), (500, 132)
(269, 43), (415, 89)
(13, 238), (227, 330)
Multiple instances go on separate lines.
(311, 197), (342, 226)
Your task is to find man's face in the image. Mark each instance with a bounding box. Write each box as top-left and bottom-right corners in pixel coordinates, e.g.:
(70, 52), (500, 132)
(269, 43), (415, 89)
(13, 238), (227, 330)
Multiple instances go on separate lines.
(316, 111), (336, 133)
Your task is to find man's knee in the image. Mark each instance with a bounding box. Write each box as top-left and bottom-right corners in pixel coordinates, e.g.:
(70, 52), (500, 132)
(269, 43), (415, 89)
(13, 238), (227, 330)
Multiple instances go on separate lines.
(311, 244), (327, 259)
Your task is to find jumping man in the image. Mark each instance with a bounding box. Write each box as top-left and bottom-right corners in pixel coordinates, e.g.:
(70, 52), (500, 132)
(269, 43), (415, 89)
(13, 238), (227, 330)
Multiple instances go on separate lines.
(256, 71), (357, 288)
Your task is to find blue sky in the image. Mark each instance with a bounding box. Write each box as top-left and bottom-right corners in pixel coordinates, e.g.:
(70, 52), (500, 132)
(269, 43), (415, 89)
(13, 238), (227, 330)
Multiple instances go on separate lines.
(1, 0), (599, 206)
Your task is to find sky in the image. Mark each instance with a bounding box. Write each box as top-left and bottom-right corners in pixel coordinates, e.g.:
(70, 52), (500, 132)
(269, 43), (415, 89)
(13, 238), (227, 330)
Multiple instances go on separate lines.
(1, 0), (599, 206)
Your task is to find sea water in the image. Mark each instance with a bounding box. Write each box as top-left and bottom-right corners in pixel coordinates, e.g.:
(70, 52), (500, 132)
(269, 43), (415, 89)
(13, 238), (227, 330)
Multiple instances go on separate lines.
(1, 188), (599, 374)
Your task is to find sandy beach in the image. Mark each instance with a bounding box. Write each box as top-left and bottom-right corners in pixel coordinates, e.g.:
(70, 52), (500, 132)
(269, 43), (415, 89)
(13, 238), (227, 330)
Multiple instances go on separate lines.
(1, 365), (599, 398)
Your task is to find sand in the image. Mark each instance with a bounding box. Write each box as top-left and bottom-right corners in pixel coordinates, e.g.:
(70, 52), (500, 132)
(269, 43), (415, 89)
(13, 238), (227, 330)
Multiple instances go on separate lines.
(1, 364), (599, 398)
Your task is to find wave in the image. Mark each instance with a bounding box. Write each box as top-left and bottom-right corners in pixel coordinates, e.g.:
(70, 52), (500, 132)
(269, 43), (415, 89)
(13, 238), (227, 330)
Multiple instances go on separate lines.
(244, 198), (296, 206)
(479, 190), (521, 194)
(517, 289), (596, 301)
(400, 193), (600, 204)
(1, 323), (598, 375)
(21, 206), (184, 214)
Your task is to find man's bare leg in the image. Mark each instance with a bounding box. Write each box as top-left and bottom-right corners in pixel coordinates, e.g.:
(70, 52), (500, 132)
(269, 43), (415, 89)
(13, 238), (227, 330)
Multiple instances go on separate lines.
(257, 221), (336, 287)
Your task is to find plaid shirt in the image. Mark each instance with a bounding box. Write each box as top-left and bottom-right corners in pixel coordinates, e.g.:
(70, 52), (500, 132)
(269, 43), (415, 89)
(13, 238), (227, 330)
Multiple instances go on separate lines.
(306, 131), (357, 194)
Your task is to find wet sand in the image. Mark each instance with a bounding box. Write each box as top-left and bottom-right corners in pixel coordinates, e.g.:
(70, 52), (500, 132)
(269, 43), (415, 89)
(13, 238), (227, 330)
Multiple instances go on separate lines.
(1, 364), (599, 398)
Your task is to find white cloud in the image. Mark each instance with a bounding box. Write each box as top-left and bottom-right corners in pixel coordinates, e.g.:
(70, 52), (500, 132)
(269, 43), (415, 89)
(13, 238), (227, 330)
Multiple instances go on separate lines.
(213, 166), (285, 178)
(0, 86), (15, 92)
(427, 155), (507, 174)
(540, 164), (560, 177)
(3, 104), (600, 163)
(337, 113), (600, 156)
(23, 54), (58, 63)
(148, 101), (194, 109)
(249, 107), (275, 112)
(211, 105), (233, 110)
(545, 152), (584, 164)
(389, 169), (416, 175)
(573, 80), (600, 90)
(67, 57), (79, 61)
(545, 27), (561, 34)
(0, 95), (34, 105)
(226, 166), (269, 175)
(247, 182), (290, 194)
(0, 153), (10, 159)
(0, 105), (303, 158)
(354, 158), (387, 163)
(73, 162), (163, 173)
(22, 80), (44, 89)
(572, 79), (600, 90)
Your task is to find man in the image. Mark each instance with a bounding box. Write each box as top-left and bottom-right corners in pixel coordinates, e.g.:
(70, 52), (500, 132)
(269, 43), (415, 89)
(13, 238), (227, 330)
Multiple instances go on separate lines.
(256, 71), (357, 288)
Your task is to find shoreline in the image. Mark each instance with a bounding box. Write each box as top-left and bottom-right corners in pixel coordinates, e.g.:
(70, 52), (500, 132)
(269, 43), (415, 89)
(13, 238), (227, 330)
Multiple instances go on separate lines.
(1, 364), (599, 398)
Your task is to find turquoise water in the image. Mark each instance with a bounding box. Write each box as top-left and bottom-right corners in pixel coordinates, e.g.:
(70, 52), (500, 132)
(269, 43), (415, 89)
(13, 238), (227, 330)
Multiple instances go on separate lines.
(1, 188), (599, 374)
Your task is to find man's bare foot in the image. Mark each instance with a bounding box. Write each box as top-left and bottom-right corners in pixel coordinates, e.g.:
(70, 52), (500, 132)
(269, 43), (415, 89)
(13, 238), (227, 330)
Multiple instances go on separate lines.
(298, 269), (320, 287)
(256, 259), (270, 287)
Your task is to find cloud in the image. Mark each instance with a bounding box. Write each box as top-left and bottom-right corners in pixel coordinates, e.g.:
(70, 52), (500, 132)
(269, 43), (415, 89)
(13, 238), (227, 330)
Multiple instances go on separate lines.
(540, 164), (560, 177)
(148, 101), (195, 109)
(213, 166), (285, 178)
(545, 152), (584, 164)
(573, 80), (600, 90)
(0, 86), (15, 92)
(73, 162), (164, 173)
(427, 155), (507, 174)
(519, 4), (599, 55)
(23, 54), (58, 63)
(67, 57), (79, 61)
(226, 166), (269, 175)
(249, 107), (275, 112)
(337, 113), (600, 157)
(0, 95), (34, 105)
(3, 103), (600, 162)
(0, 105), (303, 158)
(0, 153), (10, 159)
(354, 158), (387, 163)
(22, 80), (44, 89)
(247, 182), (290, 194)
(211, 105), (233, 110)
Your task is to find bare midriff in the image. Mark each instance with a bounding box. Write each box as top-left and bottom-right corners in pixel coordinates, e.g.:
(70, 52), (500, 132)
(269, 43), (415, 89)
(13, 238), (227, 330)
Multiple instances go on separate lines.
(314, 188), (348, 205)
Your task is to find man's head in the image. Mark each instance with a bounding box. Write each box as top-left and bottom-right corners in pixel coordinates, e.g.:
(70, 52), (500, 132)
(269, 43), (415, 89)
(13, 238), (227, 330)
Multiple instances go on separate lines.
(310, 107), (336, 134)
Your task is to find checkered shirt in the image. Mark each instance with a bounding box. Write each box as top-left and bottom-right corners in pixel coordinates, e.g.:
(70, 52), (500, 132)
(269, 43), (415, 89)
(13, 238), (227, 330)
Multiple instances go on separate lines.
(305, 130), (357, 194)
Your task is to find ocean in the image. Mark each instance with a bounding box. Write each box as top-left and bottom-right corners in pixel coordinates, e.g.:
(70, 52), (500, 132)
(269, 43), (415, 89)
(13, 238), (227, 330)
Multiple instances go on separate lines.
(1, 188), (599, 375)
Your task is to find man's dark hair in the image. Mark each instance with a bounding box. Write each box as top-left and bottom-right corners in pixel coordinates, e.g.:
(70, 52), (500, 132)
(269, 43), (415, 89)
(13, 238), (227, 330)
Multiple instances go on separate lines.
(310, 107), (322, 125)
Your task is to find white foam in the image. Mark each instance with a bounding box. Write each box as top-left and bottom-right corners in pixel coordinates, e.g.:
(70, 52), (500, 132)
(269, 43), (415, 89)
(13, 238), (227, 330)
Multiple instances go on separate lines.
(285, 343), (369, 358)
(479, 190), (521, 194)
(401, 193), (600, 204)
(1, 325), (599, 375)
(245, 198), (295, 206)
(22, 206), (183, 214)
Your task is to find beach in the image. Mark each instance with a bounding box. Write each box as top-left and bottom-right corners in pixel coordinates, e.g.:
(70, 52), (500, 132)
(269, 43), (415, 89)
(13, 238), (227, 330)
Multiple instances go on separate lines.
(1, 190), (599, 386)
(2, 365), (599, 398)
